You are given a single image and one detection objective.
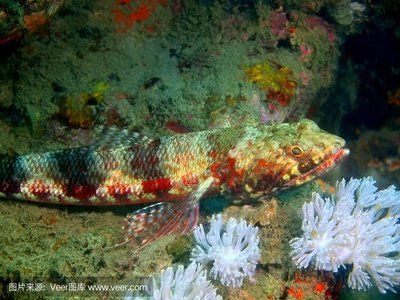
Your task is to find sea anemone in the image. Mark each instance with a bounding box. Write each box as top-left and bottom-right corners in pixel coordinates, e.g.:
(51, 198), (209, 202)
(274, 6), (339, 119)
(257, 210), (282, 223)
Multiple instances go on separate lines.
(191, 214), (260, 288)
(151, 262), (221, 300)
(290, 177), (400, 293)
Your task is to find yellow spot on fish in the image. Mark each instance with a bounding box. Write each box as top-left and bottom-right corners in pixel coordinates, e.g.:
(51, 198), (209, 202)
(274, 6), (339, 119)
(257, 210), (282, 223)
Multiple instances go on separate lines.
(312, 156), (321, 164)
(290, 166), (300, 175)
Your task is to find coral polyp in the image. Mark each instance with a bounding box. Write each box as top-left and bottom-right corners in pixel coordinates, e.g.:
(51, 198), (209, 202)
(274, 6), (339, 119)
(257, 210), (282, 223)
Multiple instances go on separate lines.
(191, 214), (260, 288)
(151, 262), (222, 300)
(290, 177), (400, 294)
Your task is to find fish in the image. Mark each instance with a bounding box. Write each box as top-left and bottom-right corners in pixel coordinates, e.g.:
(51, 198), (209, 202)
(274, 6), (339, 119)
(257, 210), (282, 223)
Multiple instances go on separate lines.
(0, 119), (349, 248)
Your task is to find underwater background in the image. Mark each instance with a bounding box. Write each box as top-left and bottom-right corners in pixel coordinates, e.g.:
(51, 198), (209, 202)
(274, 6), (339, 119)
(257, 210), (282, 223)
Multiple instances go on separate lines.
(0, 0), (399, 299)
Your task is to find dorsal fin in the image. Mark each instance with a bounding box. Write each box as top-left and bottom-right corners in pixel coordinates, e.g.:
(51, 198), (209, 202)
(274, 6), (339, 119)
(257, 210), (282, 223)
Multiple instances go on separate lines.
(91, 127), (156, 150)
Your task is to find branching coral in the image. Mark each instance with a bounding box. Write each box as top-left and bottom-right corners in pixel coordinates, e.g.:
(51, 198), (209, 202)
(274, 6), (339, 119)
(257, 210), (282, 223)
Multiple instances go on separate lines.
(245, 62), (297, 107)
(151, 262), (222, 300)
(290, 177), (400, 293)
(191, 214), (260, 288)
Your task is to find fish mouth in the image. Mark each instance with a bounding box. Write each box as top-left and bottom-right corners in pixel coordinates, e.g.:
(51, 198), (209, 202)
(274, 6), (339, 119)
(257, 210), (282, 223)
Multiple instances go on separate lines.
(285, 147), (350, 187)
(312, 147), (350, 175)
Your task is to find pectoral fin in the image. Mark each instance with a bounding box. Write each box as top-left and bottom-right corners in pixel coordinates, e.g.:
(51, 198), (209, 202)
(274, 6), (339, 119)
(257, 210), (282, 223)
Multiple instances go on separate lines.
(122, 177), (214, 249)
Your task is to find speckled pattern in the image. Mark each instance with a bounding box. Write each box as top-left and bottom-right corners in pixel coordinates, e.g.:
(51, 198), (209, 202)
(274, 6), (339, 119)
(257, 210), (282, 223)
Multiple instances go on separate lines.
(1, 120), (348, 207)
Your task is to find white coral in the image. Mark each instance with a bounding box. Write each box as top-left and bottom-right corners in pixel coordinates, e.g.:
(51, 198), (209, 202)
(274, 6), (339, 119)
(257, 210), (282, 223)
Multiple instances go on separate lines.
(152, 262), (221, 300)
(191, 214), (260, 288)
(290, 177), (400, 293)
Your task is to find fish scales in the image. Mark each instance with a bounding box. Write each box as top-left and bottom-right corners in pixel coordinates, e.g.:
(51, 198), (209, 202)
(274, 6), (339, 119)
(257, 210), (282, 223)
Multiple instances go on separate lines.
(0, 120), (349, 248)
(0, 128), (237, 204)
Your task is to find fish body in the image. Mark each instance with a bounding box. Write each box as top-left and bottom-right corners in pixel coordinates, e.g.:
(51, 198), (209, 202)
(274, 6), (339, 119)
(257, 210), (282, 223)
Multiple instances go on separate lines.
(0, 119), (348, 247)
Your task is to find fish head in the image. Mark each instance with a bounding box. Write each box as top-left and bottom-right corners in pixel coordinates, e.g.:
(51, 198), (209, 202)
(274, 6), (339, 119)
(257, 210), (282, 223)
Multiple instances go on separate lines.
(224, 119), (348, 198)
(269, 119), (349, 190)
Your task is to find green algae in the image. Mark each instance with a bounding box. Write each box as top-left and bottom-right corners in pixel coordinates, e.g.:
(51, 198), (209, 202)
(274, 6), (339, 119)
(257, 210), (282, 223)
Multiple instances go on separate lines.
(0, 0), (24, 36)
(0, 199), (175, 297)
(165, 235), (195, 264)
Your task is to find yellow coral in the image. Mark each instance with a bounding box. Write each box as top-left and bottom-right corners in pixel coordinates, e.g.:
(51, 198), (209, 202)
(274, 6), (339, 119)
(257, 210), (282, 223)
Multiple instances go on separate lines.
(60, 82), (109, 128)
(246, 62), (297, 106)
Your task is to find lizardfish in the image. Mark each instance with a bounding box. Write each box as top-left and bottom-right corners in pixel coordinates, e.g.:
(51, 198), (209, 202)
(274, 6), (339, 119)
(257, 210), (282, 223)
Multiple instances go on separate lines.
(0, 119), (349, 248)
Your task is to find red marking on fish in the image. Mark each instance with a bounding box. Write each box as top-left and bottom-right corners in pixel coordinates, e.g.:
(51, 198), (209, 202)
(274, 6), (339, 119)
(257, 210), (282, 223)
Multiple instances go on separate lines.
(142, 178), (172, 194)
(165, 120), (191, 134)
(181, 173), (198, 186)
(67, 184), (97, 200)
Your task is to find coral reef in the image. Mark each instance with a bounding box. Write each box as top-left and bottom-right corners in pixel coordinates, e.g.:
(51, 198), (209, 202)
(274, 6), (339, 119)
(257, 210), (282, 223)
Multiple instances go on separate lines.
(192, 214), (260, 288)
(290, 177), (400, 293)
(0, 0), (63, 43)
(0, 0), (341, 140)
(0, 0), (355, 298)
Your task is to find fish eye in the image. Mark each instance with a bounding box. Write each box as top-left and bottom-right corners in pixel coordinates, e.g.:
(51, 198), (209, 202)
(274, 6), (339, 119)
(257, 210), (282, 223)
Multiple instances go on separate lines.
(291, 145), (303, 157)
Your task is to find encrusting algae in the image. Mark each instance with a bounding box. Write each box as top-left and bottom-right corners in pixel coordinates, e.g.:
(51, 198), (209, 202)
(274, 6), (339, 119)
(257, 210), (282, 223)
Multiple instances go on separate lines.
(246, 61), (297, 107)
